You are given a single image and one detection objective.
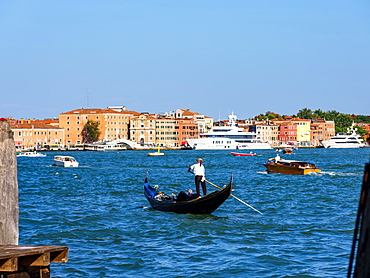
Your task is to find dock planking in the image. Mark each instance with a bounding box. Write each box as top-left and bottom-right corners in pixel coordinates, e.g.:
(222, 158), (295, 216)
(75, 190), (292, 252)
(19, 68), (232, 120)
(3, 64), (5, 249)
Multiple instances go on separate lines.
(0, 245), (68, 277)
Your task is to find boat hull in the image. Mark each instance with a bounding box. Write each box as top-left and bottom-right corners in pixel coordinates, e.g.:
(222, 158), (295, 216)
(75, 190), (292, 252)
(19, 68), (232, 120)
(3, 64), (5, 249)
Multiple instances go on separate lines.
(230, 152), (256, 156)
(186, 138), (271, 150)
(321, 142), (364, 148)
(144, 176), (232, 214)
(147, 152), (164, 156)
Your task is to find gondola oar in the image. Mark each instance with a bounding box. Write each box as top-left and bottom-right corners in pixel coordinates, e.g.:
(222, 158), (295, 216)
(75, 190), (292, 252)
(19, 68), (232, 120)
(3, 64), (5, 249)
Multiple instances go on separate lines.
(204, 179), (264, 215)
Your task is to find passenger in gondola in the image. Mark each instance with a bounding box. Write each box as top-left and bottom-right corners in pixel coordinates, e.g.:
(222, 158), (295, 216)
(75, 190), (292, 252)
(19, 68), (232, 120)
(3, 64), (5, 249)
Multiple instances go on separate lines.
(188, 158), (207, 196)
(187, 189), (199, 200)
(172, 189), (199, 202)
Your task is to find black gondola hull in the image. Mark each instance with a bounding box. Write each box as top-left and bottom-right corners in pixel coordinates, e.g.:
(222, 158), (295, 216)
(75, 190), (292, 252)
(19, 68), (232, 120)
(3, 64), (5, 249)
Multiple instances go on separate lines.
(144, 176), (232, 214)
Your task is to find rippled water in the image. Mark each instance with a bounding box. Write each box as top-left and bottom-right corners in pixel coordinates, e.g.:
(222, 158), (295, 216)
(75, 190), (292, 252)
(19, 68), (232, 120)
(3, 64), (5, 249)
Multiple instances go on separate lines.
(17, 148), (370, 277)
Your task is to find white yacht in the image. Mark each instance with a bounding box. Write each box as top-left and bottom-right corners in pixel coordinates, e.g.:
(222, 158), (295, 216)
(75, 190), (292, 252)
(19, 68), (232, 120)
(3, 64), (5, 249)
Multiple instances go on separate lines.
(321, 124), (365, 148)
(53, 156), (79, 167)
(85, 139), (128, 151)
(186, 113), (272, 150)
(17, 151), (46, 157)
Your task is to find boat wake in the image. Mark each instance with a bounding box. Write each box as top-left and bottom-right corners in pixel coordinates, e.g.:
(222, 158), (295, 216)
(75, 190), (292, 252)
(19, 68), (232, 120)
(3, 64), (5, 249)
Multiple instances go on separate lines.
(256, 171), (268, 175)
(318, 171), (361, 176)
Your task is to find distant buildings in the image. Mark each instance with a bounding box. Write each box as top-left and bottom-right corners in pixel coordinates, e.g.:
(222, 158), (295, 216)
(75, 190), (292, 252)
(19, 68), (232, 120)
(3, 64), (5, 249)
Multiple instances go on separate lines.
(7, 106), (368, 150)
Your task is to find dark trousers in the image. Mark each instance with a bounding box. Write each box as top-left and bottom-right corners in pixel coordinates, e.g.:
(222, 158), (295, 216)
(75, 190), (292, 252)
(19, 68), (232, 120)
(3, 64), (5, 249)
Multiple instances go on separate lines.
(195, 175), (207, 196)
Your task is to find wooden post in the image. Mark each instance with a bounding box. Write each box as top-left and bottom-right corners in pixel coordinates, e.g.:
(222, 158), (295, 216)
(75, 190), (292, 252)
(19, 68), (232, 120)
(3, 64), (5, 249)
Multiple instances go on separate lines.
(0, 120), (19, 245)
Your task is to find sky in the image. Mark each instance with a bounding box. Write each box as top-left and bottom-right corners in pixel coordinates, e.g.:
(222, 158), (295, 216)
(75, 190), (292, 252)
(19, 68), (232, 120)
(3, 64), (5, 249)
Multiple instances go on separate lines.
(1, 1), (369, 121)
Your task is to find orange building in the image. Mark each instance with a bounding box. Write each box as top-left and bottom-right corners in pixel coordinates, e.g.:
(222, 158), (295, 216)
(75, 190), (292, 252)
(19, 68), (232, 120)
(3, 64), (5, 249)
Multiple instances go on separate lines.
(176, 118), (199, 147)
(310, 118), (335, 146)
(356, 123), (370, 144)
(11, 123), (65, 150)
(169, 109), (213, 133)
(59, 108), (139, 145)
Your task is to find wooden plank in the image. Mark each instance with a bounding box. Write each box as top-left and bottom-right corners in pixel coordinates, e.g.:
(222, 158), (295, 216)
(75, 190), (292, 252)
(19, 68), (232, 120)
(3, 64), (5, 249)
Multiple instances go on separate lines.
(18, 253), (50, 267)
(50, 249), (68, 263)
(6, 272), (30, 278)
(0, 257), (18, 272)
(27, 266), (50, 278)
(0, 246), (68, 260)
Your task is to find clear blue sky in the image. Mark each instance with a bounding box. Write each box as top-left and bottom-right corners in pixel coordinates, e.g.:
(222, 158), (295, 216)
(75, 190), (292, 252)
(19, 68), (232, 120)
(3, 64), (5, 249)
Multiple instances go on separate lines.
(1, 0), (369, 121)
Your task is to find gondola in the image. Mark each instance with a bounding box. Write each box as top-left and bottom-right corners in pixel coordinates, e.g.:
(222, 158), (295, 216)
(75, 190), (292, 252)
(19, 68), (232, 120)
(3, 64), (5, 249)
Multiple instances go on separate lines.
(144, 175), (233, 214)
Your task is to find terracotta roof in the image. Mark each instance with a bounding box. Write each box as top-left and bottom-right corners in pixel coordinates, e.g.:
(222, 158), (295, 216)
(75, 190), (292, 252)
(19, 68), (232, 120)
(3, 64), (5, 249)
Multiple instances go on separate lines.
(10, 123), (63, 129)
(60, 108), (140, 116)
(182, 109), (201, 116)
(279, 122), (296, 126)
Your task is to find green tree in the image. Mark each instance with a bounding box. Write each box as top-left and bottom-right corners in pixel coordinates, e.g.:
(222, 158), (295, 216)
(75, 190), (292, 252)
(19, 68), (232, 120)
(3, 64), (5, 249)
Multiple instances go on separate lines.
(354, 115), (370, 124)
(354, 125), (369, 137)
(82, 120), (101, 143)
(297, 108), (313, 119)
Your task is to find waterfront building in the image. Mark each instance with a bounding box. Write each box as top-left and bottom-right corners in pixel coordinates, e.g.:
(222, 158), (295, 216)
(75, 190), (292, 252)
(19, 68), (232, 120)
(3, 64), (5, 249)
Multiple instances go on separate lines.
(130, 113), (199, 148)
(310, 118), (335, 147)
(278, 122), (297, 145)
(176, 118), (199, 147)
(248, 123), (279, 146)
(11, 122), (65, 150)
(155, 116), (179, 148)
(271, 118), (311, 146)
(130, 113), (157, 146)
(168, 109), (213, 134)
(59, 108), (139, 146)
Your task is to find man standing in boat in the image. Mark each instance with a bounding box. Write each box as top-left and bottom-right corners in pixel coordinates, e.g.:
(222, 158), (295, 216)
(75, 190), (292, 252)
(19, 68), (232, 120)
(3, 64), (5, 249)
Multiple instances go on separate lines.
(188, 158), (207, 196)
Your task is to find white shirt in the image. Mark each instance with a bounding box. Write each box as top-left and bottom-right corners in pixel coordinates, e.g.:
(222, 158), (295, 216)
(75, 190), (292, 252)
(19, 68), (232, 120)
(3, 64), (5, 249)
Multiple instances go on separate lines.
(190, 163), (205, 176)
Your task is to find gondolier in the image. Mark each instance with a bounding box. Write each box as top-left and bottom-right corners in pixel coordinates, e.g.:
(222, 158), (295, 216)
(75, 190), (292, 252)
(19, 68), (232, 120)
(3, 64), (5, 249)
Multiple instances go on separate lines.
(188, 158), (207, 196)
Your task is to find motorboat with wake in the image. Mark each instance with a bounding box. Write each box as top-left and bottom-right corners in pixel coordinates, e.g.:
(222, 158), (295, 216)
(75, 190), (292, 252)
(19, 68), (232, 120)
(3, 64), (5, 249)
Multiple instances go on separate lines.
(263, 157), (321, 175)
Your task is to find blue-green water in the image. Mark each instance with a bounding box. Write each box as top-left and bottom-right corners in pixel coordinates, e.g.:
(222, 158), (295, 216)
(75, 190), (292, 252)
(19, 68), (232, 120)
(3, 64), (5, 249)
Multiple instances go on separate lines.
(17, 148), (370, 277)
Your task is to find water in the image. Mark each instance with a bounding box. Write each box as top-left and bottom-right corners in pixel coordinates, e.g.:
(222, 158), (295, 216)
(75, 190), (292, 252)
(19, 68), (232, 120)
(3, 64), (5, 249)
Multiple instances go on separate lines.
(17, 148), (370, 277)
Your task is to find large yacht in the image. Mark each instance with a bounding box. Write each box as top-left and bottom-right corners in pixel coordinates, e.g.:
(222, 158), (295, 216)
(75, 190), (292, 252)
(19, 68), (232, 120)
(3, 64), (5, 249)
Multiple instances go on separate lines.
(186, 113), (272, 150)
(321, 124), (365, 148)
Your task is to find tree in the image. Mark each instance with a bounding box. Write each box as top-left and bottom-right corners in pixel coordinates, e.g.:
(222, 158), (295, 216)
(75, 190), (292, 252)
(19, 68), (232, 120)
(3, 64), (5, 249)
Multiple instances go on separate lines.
(82, 120), (101, 143)
(297, 108), (313, 119)
(354, 125), (369, 137)
(354, 115), (370, 124)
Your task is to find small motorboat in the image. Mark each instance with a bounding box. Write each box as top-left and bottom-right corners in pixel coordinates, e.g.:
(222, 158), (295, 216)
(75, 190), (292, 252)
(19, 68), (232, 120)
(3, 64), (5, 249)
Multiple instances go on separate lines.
(53, 156), (79, 167)
(263, 158), (321, 175)
(230, 152), (256, 156)
(144, 175), (233, 214)
(282, 148), (293, 154)
(17, 151), (46, 157)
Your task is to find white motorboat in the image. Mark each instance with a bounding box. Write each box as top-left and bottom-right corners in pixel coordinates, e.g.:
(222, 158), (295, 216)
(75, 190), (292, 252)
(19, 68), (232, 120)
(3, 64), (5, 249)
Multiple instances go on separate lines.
(85, 139), (128, 151)
(53, 156), (79, 167)
(186, 113), (272, 150)
(17, 151), (46, 157)
(321, 124), (365, 148)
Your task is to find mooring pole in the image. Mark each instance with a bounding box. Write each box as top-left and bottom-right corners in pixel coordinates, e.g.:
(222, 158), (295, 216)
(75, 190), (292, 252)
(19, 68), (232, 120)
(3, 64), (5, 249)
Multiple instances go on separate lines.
(0, 119), (19, 245)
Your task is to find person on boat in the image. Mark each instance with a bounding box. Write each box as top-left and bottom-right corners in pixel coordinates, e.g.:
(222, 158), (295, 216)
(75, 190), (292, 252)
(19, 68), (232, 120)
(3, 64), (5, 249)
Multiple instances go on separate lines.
(171, 189), (198, 202)
(188, 158), (207, 196)
(274, 154), (281, 163)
